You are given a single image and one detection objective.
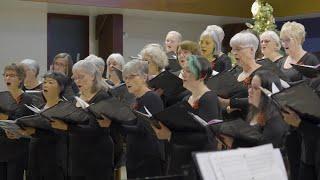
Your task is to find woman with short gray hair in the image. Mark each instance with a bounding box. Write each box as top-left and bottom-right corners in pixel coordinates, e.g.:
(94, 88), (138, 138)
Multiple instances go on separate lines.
(259, 30), (283, 63)
(20, 59), (42, 91)
(199, 27), (232, 72)
(106, 53), (125, 86)
(56, 59), (114, 179)
(140, 43), (168, 78)
(122, 59), (165, 178)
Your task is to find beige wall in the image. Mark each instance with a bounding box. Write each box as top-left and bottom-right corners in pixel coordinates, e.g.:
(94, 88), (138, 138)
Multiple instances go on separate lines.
(0, 0), (246, 90)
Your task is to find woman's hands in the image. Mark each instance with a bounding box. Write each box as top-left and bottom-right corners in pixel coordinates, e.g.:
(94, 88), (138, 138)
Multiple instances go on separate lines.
(282, 107), (301, 127)
(151, 122), (172, 141)
(97, 114), (112, 128)
(51, 119), (68, 131)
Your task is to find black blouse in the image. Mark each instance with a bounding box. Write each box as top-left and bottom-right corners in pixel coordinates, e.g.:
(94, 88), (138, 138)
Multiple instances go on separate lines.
(278, 53), (320, 82)
(211, 54), (232, 73)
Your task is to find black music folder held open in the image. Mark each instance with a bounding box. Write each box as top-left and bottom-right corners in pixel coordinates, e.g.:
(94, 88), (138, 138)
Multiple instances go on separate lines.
(109, 83), (136, 106)
(291, 63), (320, 78)
(87, 97), (136, 123)
(206, 71), (247, 98)
(0, 91), (18, 113)
(25, 90), (45, 108)
(151, 101), (205, 132)
(148, 70), (186, 97)
(271, 81), (320, 123)
(18, 101), (91, 130)
(113, 67), (124, 82)
(208, 118), (262, 147)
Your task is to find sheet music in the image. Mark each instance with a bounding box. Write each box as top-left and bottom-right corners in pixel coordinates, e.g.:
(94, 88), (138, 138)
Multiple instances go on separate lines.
(74, 96), (89, 109)
(195, 144), (287, 180)
(195, 152), (217, 180)
(24, 104), (41, 113)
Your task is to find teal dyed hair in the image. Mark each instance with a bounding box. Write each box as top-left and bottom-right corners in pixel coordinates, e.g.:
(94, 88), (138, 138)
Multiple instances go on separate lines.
(187, 55), (202, 80)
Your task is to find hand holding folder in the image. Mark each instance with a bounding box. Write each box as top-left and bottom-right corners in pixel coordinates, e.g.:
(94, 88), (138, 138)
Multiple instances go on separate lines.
(75, 96), (136, 123)
(148, 70), (186, 97)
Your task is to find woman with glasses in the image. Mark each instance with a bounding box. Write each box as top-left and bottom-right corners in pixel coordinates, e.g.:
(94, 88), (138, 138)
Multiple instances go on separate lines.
(278, 21), (320, 83)
(0, 63), (33, 180)
(259, 30), (284, 63)
(122, 60), (165, 179)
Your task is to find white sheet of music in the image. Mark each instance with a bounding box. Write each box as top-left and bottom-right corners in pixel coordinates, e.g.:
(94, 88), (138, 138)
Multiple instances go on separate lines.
(194, 152), (217, 180)
(195, 144), (288, 180)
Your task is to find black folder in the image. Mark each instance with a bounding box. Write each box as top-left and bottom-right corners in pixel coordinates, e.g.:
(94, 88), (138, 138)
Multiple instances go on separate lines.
(271, 81), (320, 123)
(291, 63), (320, 78)
(16, 114), (52, 130)
(208, 118), (262, 146)
(132, 110), (161, 129)
(206, 71), (246, 98)
(166, 51), (182, 72)
(109, 83), (136, 106)
(148, 70), (186, 97)
(113, 67), (124, 82)
(25, 90), (45, 108)
(0, 91), (18, 113)
(152, 101), (205, 132)
(87, 97), (136, 123)
(17, 101), (91, 130)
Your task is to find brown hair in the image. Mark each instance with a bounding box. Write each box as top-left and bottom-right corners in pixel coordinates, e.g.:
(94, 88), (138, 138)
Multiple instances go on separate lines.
(52, 53), (73, 78)
(177, 40), (201, 55)
(3, 63), (25, 88)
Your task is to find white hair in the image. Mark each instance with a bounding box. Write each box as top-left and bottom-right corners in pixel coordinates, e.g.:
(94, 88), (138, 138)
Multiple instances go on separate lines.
(20, 59), (40, 76)
(206, 25), (225, 43)
(167, 31), (182, 42)
(84, 54), (105, 73)
(106, 53), (125, 69)
(200, 29), (222, 56)
(122, 60), (148, 79)
(140, 43), (169, 70)
(72, 60), (108, 92)
(280, 21), (306, 44)
(230, 31), (259, 54)
(260, 30), (281, 50)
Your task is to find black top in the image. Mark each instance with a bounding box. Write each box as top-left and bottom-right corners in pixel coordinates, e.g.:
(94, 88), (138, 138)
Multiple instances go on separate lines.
(27, 101), (68, 177)
(68, 89), (114, 176)
(22, 82), (43, 91)
(211, 54), (232, 73)
(255, 111), (289, 148)
(168, 91), (222, 174)
(278, 53), (320, 82)
(0, 92), (33, 162)
(124, 90), (165, 178)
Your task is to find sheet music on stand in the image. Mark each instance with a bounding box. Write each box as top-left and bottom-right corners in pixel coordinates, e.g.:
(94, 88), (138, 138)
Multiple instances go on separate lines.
(193, 144), (288, 180)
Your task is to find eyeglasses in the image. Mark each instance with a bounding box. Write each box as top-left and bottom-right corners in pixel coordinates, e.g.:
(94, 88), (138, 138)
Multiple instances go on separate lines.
(260, 39), (271, 44)
(72, 74), (85, 81)
(3, 73), (18, 78)
(280, 38), (292, 44)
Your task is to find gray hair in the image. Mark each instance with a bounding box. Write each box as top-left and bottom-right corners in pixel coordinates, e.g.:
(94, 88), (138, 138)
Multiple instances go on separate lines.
(280, 21), (306, 44)
(122, 60), (148, 79)
(140, 43), (168, 70)
(84, 54), (105, 74)
(20, 59), (40, 76)
(230, 31), (259, 54)
(106, 53), (125, 69)
(72, 60), (108, 93)
(167, 31), (182, 42)
(200, 29), (222, 55)
(260, 30), (281, 50)
(206, 25), (225, 43)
